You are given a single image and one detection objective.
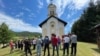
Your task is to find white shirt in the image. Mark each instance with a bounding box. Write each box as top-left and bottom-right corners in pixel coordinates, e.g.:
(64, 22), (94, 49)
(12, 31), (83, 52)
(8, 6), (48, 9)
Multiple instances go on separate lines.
(63, 37), (70, 43)
(71, 34), (77, 43)
(33, 40), (36, 44)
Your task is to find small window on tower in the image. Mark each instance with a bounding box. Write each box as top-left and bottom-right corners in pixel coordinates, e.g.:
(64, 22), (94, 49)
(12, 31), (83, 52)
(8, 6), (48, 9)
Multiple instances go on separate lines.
(50, 11), (54, 15)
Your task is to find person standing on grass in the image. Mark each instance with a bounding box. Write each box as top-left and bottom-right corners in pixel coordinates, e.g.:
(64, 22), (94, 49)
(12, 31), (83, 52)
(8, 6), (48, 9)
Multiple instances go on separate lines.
(24, 39), (32, 56)
(62, 35), (65, 50)
(68, 33), (72, 48)
(63, 35), (70, 56)
(57, 36), (61, 50)
(15, 41), (18, 49)
(20, 40), (24, 50)
(9, 40), (14, 53)
(32, 38), (36, 50)
(18, 40), (21, 50)
(41, 36), (44, 48)
(43, 36), (50, 56)
(51, 34), (59, 56)
(70, 33), (77, 56)
(36, 37), (42, 56)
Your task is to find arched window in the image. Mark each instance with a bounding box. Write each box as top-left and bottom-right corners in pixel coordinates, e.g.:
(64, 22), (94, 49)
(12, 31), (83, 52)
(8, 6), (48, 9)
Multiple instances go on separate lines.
(50, 21), (55, 27)
(50, 11), (54, 16)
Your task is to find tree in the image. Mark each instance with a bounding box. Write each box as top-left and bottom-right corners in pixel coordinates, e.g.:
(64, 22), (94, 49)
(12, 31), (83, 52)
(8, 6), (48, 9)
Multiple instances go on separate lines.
(71, 1), (100, 42)
(0, 23), (12, 48)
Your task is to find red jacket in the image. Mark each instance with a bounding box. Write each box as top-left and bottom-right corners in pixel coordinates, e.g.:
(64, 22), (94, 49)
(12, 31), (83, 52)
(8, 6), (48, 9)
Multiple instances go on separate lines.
(51, 36), (58, 46)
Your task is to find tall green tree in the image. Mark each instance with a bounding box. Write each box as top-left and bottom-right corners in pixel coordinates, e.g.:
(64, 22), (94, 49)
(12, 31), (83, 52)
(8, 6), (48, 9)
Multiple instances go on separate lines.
(0, 23), (12, 47)
(71, 0), (100, 42)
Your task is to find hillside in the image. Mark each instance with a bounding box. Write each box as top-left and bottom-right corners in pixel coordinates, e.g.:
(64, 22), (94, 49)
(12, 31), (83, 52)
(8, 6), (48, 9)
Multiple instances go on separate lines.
(14, 31), (42, 37)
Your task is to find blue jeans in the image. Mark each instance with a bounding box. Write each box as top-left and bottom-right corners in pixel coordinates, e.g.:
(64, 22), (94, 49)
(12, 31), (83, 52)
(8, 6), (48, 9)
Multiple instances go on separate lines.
(37, 45), (41, 56)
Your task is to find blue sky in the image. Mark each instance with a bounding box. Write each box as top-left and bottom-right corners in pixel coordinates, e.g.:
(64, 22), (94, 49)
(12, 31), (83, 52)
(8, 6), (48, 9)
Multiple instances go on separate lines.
(0, 0), (98, 34)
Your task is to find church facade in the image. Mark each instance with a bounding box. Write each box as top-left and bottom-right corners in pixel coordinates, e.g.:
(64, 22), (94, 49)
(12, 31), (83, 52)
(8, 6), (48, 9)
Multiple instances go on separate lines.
(39, 3), (67, 38)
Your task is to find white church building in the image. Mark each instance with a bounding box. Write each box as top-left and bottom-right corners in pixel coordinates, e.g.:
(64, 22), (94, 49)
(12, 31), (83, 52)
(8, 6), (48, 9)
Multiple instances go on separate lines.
(39, 2), (67, 38)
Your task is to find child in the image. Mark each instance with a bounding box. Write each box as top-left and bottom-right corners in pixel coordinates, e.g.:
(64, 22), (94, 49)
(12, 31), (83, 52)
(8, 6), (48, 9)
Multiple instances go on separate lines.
(36, 38), (42, 56)
(9, 40), (14, 53)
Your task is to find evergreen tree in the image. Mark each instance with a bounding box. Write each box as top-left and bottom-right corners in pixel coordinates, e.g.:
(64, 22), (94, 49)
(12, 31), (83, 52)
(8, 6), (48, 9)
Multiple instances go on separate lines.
(0, 23), (12, 47)
(71, 0), (100, 42)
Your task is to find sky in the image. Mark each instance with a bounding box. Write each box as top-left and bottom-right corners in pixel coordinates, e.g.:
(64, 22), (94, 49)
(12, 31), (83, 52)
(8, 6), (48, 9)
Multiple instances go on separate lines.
(0, 0), (98, 34)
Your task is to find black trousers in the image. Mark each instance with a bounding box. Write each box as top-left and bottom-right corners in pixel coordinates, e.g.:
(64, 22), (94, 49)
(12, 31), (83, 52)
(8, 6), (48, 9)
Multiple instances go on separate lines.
(52, 45), (59, 56)
(71, 43), (77, 55)
(63, 43), (69, 55)
(20, 44), (23, 50)
(15, 44), (17, 49)
(25, 47), (32, 56)
(44, 44), (50, 56)
(33, 44), (36, 50)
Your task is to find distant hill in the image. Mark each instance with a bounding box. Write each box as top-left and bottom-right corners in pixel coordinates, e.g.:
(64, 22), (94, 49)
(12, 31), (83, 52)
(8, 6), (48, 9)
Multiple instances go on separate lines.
(14, 31), (42, 37)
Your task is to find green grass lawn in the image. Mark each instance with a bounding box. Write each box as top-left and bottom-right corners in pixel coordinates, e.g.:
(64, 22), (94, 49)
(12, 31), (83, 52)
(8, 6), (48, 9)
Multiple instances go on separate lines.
(0, 42), (100, 56)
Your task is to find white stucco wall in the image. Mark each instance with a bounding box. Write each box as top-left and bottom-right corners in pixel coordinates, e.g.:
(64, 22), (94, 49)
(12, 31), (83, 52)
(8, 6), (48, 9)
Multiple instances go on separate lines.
(42, 17), (65, 39)
(58, 21), (64, 37)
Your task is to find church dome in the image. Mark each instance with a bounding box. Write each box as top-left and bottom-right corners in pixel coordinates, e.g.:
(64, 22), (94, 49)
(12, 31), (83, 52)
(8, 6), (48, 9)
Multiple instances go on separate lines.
(48, 3), (56, 8)
(48, 3), (57, 16)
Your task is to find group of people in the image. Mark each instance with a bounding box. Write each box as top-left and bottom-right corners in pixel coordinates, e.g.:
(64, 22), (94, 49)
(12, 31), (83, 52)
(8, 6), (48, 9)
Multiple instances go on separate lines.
(9, 39), (33, 56)
(43, 33), (77, 56)
(62, 33), (77, 56)
(9, 33), (77, 56)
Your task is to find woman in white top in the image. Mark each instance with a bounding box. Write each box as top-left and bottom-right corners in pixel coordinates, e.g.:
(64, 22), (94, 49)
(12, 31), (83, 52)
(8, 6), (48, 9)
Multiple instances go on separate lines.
(32, 38), (36, 50)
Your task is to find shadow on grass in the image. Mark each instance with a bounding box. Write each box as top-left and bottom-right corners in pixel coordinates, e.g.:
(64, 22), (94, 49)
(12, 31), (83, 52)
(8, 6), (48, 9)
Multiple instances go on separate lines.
(92, 48), (100, 53)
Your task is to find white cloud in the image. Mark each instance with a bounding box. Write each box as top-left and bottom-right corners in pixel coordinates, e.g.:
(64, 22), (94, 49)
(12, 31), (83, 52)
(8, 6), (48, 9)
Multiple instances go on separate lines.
(0, 0), (5, 8)
(51, 0), (70, 17)
(22, 7), (31, 12)
(29, 13), (35, 18)
(67, 11), (76, 19)
(38, 0), (43, 9)
(46, 0), (92, 17)
(15, 12), (24, 18)
(67, 14), (71, 19)
(94, 0), (99, 5)
(0, 13), (42, 32)
(68, 0), (90, 10)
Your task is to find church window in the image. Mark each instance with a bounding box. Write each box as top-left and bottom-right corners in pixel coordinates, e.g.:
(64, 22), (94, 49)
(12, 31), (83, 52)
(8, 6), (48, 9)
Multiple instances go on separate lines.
(50, 11), (54, 15)
(51, 24), (54, 27)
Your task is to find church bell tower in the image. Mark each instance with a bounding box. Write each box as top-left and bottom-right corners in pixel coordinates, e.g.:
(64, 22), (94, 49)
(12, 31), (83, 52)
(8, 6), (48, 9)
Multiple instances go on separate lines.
(48, 0), (57, 16)
(39, 0), (67, 38)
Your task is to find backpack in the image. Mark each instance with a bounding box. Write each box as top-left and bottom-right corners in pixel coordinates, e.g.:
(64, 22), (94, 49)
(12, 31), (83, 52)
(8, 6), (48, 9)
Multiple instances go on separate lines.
(44, 38), (49, 44)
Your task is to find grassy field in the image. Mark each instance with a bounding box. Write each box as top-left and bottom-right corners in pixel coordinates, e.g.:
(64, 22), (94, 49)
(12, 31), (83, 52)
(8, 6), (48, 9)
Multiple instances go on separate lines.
(0, 42), (100, 56)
